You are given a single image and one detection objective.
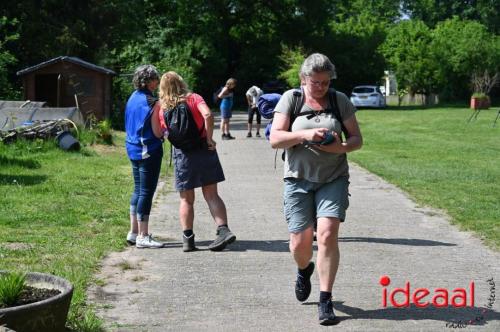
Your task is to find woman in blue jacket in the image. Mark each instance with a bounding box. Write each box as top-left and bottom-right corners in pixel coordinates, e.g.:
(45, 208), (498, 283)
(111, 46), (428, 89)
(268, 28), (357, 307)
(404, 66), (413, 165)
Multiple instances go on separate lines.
(124, 65), (164, 248)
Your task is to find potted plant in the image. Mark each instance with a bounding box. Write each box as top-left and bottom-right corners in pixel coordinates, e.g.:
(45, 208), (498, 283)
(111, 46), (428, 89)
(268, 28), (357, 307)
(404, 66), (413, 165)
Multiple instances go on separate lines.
(470, 70), (499, 109)
(470, 92), (490, 109)
(0, 271), (73, 332)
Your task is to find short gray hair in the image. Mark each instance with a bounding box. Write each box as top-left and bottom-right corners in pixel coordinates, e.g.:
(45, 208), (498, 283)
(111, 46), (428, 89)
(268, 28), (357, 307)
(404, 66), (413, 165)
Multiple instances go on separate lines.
(132, 64), (160, 90)
(300, 53), (337, 80)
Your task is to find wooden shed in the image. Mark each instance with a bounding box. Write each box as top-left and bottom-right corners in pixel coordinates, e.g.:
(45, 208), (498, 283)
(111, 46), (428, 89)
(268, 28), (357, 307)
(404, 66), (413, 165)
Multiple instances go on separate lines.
(17, 56), (115, 121)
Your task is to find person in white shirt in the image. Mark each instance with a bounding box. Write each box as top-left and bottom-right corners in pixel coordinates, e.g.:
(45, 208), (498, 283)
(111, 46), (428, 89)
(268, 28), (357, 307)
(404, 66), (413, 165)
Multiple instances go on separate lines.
(245, 85), (263, 138)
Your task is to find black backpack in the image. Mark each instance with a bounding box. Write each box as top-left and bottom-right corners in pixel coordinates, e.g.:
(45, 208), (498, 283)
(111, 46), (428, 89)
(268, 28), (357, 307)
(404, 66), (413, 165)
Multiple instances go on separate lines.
(164, 102), (206, 151)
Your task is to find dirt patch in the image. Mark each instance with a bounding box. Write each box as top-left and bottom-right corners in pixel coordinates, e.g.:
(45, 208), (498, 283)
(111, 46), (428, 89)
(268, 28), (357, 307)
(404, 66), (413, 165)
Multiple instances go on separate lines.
(1, 242), (33, 251)
(90, 143), (123, 155)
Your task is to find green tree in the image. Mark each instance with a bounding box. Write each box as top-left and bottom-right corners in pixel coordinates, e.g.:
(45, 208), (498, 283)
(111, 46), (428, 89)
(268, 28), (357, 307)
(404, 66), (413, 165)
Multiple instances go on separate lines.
(156, 41), (204, 89)
(431, 17), (500, 99)
(381, 20), (441, 101)
(326, 0), (400, 93)
(0, 16), (19, 99)
(401, 0), (500, 33)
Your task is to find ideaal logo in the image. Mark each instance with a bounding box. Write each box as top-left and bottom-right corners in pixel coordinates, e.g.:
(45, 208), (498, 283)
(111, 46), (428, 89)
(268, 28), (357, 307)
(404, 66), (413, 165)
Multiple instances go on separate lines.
(379, 276), (496, 329)
(380, 275), (475, 308)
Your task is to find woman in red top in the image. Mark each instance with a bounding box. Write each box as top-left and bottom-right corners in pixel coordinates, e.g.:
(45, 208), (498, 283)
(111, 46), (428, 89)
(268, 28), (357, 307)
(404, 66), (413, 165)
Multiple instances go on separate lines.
(159, 71), (236, 252)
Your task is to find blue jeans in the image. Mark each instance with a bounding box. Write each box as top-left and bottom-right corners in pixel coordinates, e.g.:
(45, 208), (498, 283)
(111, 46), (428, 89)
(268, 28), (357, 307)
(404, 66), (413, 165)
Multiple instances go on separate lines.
(130, 148), (163, 221)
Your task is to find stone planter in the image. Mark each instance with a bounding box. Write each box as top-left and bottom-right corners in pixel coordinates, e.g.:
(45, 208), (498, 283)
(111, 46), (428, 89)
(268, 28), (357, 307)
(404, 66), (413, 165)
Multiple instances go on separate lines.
(0, 271), (73, 332)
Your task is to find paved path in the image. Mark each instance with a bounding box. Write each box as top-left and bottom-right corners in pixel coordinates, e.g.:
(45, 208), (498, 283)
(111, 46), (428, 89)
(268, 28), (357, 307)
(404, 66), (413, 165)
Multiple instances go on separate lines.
(89, 113), (500, 331)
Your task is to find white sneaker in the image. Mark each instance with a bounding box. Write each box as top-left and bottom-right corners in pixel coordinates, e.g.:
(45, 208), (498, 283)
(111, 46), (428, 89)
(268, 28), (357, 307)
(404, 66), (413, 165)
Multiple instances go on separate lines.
(127, 232), (137, 245)
(135, 234), (164, 249)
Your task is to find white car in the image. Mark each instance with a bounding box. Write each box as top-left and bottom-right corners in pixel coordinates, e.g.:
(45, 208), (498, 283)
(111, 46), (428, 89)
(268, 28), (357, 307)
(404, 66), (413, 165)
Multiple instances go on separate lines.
(350, 85), (386, 108)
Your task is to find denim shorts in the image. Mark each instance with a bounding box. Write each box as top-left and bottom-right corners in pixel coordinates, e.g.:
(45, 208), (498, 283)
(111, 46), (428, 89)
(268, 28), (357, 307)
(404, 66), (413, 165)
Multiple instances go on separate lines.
(283, 176), (350, 233)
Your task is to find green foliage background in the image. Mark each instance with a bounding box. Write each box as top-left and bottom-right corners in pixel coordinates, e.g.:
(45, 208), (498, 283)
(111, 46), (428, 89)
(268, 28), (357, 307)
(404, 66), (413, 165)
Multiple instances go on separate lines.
(0, 0), (499, 122)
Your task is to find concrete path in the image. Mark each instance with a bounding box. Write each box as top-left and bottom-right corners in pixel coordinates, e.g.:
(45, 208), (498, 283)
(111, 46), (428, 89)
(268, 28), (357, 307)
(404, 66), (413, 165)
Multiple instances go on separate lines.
(89, 113), (500, 331)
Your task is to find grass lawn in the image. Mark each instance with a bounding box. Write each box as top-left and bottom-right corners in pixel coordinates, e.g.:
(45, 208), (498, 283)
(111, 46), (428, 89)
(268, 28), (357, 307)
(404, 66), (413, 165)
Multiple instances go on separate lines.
(0, 131), (159, 331)
(350, 106), (499, 249)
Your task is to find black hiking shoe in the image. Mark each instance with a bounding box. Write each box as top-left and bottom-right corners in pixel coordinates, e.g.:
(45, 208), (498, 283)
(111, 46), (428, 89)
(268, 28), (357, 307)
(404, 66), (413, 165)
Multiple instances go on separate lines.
(208, 226), (236, 251)
(318, 299), (336, 325)
(183, 234), (197, 252)
(295, 262), (314, 302)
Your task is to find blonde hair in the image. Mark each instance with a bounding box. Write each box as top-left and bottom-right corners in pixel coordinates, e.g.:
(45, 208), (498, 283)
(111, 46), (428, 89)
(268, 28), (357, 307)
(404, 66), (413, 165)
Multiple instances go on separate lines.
(159, 71), (190, 110)
(225, 78), (237, 89)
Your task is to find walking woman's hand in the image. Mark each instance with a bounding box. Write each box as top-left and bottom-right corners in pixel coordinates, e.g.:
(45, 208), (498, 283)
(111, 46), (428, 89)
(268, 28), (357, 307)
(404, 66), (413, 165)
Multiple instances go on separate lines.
(314, 132), (344, 153)
(303, 128), (329, 143)
(207, 138), (217, 150)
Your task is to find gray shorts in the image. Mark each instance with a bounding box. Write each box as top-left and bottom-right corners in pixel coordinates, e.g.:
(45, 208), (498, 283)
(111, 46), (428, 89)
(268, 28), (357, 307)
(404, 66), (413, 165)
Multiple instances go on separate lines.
(283, 176), (350, 233)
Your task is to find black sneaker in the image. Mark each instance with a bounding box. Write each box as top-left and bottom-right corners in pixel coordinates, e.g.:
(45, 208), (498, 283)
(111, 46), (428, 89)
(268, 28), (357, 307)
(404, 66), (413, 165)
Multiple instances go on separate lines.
(208, 226), (236, 251)
(246, 132), (252, 138)
(226, 133), (236, 140)
(318, 299), (336, 325)
(255, 132), (261, 137)
(295, 262), (314, 302)
(183, 234), (197, 252)
(222, 133), (228, 140)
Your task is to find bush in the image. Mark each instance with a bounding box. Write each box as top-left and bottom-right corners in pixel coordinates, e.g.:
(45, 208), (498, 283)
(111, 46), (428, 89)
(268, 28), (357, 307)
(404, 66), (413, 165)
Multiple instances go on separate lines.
(95, 120), (113, 145)
(78, 118), (114, 146)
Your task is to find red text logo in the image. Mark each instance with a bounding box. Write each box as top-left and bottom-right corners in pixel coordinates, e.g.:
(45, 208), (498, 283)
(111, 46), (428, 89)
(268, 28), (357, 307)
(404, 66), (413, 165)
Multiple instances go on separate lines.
(380, 275), (475, 308)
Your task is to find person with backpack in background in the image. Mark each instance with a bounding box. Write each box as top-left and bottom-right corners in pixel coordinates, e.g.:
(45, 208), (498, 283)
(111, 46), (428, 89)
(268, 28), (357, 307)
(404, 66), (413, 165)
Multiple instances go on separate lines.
(124, 64), (165, 249)
(245, 85), (263, 137)
(269, 53), (362, 325)
(159, 71), (236, 252)
(218, 78), (237, 140)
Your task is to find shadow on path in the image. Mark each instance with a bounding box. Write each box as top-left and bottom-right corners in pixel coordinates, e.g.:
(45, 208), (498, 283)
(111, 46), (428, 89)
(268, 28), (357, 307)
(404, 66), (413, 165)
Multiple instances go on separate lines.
(159, 237), (455, 252)
(331, 301), (500, 326)
(339, 237), (456, 247)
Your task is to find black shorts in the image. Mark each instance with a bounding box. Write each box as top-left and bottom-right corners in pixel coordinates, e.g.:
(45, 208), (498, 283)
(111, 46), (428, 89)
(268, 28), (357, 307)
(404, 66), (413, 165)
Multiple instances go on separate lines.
(248, 106), (261, 124)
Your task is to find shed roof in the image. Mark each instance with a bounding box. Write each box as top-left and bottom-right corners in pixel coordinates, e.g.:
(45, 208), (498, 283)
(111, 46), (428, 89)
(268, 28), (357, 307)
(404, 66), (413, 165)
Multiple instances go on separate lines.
(17, 56), (116, 76)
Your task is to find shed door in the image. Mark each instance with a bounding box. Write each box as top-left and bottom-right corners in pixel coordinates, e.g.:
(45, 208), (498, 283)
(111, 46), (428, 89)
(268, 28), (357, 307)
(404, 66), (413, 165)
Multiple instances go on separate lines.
(35, 74), (59, 107)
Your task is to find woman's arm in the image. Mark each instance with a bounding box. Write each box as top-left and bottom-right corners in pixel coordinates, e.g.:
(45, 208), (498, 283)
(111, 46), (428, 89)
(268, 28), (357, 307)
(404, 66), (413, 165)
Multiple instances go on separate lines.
(151, 102), (164, 138)
(217, 86), (229, 99)
(269, 112), (328, 149)
(246, 93), (253, 106)
(197, 102), (216, 150)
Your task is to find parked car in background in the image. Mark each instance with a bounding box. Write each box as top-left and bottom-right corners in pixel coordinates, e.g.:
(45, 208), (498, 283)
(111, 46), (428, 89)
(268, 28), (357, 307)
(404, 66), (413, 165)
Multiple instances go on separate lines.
(350, 85), (386, 108)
